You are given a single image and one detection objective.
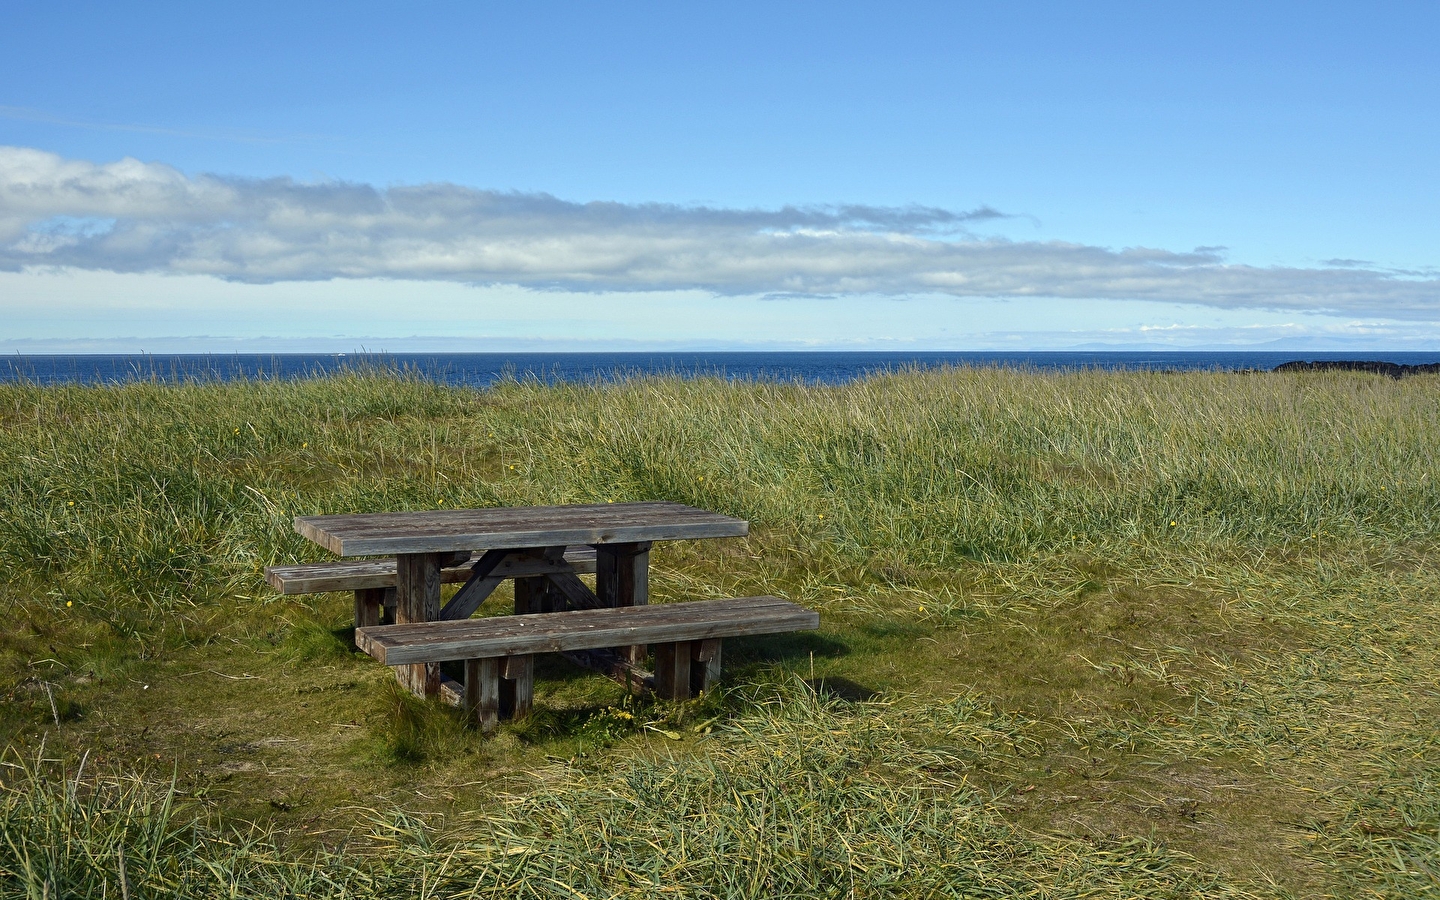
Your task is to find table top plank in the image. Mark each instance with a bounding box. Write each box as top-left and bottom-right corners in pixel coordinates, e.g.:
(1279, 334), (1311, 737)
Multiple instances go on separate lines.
(295, 502), (748, 556)
(356, 596), (817, 665)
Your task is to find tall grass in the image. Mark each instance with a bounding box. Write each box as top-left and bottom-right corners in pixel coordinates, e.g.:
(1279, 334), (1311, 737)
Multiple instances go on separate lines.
(2, 367), (1434, 601)
(2, 681), (1260, 899)
(0, 745), (355, 899)
(2, 365), (1438, 897)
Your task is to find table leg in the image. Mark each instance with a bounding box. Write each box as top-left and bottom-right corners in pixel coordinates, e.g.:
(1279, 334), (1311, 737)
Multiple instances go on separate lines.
(596, 541), (651, 664)
(514, 575), (540, 614)
(395, 552), (443, 697)
(514, 547), (562, 614)
(516, 576), (561, 614)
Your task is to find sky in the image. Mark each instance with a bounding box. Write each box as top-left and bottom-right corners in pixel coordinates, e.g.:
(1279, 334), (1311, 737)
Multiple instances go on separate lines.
(2, 1), (1438, 352)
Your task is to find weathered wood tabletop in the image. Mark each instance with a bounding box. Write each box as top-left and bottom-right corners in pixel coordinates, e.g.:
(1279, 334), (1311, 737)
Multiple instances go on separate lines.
(295, 501), (748, 556)
(293, 502), (749, 697)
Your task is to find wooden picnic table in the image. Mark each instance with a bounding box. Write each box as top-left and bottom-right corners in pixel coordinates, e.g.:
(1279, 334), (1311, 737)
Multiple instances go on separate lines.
(294, 501), (749, 697)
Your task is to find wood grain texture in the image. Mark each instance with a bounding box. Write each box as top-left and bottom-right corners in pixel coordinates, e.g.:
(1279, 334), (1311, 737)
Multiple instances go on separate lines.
(395, 553), (442, 696)
(353, 588), (383, 643)
(694, 639), (722, 695)
(295, 502), (747, 556)
(513, 575), (539, 615)
(436, 548), (508, 621)
(594, 542), (650, 607)
(465, 658), (501, 732)
(356, 596), (818, 666)
(654, 641), (692, 700)
(501, 654), (534, 719)
(264, 546), (597, 594)
(545, 570), (603, 611)
(438, 674), (464, 708)
(596, 542), (650, 665)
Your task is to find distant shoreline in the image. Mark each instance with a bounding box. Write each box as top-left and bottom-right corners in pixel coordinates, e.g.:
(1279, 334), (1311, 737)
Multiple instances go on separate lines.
(1271, 359), (1440, 379)
(6, 350), (1440, 388)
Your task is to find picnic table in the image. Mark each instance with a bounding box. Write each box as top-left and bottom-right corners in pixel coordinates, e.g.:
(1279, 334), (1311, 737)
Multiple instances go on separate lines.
(293, 501), (750, 697)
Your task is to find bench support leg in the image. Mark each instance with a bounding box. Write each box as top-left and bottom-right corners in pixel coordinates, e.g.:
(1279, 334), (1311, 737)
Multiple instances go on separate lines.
(381, 587), (397, 625)
(654, 640), (693, 700)
(693, 639), (722, 696)
(396, 553), (443, 698)
(354, 588), (383, 644)
(465, 658), (501, 732)
(501, 654), (534, 719)
(464, 656), (532, 731)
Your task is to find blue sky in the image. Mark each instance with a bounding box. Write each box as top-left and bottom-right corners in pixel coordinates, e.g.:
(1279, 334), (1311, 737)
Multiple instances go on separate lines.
(3, 1), (1438, 351)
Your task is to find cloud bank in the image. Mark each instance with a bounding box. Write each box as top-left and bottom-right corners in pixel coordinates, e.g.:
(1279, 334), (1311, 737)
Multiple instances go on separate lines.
(2, 146), (1436, 318)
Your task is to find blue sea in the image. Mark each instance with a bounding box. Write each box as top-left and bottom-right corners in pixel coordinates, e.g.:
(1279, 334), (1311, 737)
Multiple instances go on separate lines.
(4, 351), (1440, 387)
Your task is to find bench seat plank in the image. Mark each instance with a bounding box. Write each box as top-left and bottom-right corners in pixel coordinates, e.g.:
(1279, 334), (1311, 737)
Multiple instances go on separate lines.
(356, 596), (817, 666)
(265, 546), (597, 594)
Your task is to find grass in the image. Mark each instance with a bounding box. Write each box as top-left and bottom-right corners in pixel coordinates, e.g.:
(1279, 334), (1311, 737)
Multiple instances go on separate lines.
(2, 682), (1257, 899)
(1, 364), (1438, 897)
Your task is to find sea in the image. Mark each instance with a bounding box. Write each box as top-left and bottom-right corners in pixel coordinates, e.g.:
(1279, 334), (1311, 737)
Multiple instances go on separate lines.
(4, 351), (1440, 387)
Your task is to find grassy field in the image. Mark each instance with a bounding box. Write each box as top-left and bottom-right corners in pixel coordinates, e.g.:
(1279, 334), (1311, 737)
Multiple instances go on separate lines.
(1, 365), (1437, 898)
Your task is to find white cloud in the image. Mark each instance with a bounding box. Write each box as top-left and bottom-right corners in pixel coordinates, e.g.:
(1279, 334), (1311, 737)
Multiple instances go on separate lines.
(5, 269), (1440, 353)
(2, 146), (1437, 319)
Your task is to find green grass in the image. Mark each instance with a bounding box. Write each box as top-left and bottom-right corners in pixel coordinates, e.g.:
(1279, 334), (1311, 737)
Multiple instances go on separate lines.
(1, 365), (1438, 897)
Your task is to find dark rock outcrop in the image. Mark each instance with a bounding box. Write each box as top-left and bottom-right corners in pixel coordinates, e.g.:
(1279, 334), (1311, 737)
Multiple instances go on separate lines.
(1272, 360), (1440, 380)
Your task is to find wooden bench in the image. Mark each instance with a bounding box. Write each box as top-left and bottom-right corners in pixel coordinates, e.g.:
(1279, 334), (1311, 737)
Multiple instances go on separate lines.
(356, 596), (819, 731)
(264, 546), (598, 628)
